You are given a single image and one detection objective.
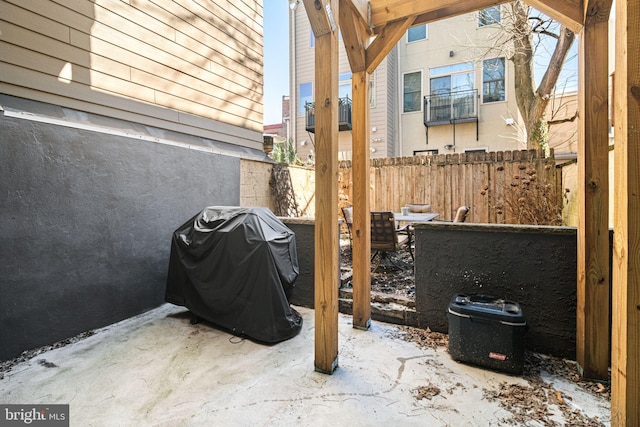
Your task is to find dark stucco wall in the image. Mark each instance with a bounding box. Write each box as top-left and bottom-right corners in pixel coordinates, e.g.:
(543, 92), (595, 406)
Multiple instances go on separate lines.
(282, 219), (315, 308)
(282, 219), (347, 309)
(414, 223), (600, 359)
(0, 115), (246, 361)
(282, 220), (611, 359)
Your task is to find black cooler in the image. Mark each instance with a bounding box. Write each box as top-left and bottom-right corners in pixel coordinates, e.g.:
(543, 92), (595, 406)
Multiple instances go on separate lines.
(447, 294), (527, 374)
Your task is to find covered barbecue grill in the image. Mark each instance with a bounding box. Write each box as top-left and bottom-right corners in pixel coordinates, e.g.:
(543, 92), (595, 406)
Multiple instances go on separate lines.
(165, 207), (302, 343)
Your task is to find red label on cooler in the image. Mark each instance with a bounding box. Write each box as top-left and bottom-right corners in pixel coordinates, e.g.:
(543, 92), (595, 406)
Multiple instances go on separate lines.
(489, 352), (507, 361)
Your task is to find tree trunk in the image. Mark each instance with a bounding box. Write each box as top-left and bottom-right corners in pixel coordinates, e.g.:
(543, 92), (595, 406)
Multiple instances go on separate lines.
(509, 1), (576, 150)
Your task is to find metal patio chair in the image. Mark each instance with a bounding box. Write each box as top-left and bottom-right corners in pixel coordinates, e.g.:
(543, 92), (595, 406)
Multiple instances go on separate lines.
(370, 211), (413, 271)
(341, 206), (353, 249)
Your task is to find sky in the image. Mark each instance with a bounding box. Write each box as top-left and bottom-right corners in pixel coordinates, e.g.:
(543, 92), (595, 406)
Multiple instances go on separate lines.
(263, 1), (290, 125)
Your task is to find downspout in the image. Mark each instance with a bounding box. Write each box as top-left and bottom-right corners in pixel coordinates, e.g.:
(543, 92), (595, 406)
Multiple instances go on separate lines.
(396, 46), (403, 156)
(289, 2), (297, 148)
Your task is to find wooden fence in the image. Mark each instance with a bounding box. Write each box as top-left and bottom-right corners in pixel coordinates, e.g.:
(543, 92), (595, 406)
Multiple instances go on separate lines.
(338, 149), (563, 224)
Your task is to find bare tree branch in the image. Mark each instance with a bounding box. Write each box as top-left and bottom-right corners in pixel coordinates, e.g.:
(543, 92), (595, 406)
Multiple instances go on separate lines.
(548, 111), (578, 125)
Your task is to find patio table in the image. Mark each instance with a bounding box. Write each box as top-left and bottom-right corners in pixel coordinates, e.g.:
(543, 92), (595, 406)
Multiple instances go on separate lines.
(393, 212), (439, 223)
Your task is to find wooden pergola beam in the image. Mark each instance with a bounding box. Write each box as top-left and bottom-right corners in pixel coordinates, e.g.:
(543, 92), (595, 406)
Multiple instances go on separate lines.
(303, 0), (338, 37)
(340, 0), (372, 36)
(411, 0), (509, 28)
(611, 0), (640, 422)
(368, 0), (584, 34)
(525, 0), (584, 32)
(366, 16), (416, 73)
(369, 0), (483, 26)
(339, 0), (368, 72)
(575, 0), (612, 380)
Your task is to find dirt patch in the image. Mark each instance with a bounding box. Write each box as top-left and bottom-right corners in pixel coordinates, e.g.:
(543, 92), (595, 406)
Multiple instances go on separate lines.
(395, 325), (448, 349)
(340, 239), (415, 299)
(0, 330), (95, 378)
(413, 384), (441, 400)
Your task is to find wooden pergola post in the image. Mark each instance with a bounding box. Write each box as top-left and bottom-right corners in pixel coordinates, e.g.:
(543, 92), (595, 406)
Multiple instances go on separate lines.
(304, 0), (340, 374)
(350, 70), (372, 329)
(611, 0), (640, 422)
(339, 0), (372, 329)
(575, 3), (611, 381)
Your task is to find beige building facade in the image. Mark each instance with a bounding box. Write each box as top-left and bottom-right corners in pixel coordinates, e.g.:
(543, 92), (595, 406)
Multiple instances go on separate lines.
(290, 5), (534, 160)
(0, 0), (264, 149)
(398, 8), (526, 156)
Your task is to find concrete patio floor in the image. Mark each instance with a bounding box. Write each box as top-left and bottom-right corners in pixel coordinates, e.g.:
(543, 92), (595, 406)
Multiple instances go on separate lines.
(0, 304), (610, 426)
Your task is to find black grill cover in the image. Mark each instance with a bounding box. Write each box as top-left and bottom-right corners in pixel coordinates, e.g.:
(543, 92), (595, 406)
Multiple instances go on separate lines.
(165, 207), (302, 343)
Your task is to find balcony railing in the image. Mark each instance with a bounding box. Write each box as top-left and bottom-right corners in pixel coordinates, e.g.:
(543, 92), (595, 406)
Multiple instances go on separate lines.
(423, 89), (479, 127)
(305, 96), (352, 133)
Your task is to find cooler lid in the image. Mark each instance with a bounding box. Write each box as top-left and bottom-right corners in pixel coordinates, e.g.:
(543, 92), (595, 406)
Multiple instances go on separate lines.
(448, 294), (527, 325)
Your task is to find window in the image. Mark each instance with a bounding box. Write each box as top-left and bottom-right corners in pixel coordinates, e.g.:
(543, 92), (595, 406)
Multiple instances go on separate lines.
(478, 6), (500, 27)
(483, 58), (505, 103)
(369, 72), (376, 108)
(414, 149), (438, 156)
(403, 71), (422, 113)
(407, 24), (427, 42)
(339, 72), (352, 100)
(429, 63), (474, 121)
(299, 82), (312, 115)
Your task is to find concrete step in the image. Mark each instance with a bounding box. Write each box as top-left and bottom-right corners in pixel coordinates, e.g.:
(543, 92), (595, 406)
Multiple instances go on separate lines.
(338, 288), (418, 327)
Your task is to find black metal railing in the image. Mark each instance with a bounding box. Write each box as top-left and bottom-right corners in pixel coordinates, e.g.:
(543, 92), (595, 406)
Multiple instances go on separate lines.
(305, 96), (352, 133)
(423, 89), (478, 127)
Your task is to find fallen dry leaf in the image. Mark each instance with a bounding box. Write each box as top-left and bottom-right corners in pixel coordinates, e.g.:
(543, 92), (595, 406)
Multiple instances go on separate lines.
(413, 384), (441, 400)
